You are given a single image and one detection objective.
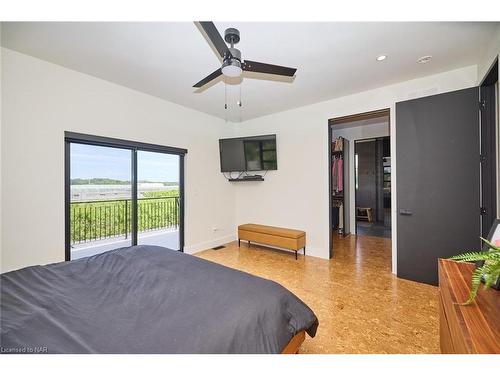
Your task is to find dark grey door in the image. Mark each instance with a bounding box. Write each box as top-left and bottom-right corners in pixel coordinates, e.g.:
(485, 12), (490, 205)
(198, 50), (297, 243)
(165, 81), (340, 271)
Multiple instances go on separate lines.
(356, 140), (377, 216)
(343, 138), (350, 236)
(396, 87), (480, 285)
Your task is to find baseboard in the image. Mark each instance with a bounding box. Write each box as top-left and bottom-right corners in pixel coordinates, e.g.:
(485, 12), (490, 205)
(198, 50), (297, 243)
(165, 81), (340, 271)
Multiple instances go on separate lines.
(185, 235), (328, 260)
(301, 247), (328, 259)
(184, 234), (237, 254)
(237, 240), (327, 260)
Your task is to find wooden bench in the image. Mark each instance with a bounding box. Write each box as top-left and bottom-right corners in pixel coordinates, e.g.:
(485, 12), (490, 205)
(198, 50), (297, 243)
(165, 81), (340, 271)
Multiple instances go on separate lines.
(238, 224), (306, 260)
(356, 207), (373, 222)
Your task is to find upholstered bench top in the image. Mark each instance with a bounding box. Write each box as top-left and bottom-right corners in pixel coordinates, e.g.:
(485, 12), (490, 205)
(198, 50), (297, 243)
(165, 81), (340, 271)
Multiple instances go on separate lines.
(238, 224), (305, 239)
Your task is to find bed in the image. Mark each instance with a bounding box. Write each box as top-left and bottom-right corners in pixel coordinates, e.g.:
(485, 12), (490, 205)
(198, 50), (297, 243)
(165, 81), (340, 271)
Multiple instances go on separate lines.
(0, 245), (318, 354)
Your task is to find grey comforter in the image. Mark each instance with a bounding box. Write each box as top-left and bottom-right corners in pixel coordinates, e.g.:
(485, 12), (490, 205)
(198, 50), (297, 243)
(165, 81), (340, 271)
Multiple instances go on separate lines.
(0, 245), (318, 353)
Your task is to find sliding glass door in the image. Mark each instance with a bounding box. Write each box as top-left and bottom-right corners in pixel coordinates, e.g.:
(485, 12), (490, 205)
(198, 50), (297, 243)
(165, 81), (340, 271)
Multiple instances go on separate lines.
(137, 151), (181, 250)
(69, 143), (133, 259)
(65, 132), (186, 261)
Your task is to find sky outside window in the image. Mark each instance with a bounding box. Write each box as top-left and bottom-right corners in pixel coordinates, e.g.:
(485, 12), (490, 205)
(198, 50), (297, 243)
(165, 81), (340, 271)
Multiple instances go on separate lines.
(71, 143), (179, 183)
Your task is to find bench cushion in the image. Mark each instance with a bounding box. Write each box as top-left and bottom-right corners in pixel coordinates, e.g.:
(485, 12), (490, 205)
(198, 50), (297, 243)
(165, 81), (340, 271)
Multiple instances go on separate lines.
(238, 224), (305, 239)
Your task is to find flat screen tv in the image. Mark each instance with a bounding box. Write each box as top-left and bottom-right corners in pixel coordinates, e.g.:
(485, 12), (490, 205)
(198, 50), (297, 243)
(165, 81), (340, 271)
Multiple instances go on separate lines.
(219, 134), (277, 172)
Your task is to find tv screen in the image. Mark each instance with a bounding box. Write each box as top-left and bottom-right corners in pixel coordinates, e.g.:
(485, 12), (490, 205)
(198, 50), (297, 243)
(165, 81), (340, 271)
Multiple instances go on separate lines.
(219, 134), (277, 172)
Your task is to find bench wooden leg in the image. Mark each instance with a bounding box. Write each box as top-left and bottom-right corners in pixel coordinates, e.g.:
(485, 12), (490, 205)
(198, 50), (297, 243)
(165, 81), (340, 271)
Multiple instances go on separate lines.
(304, 246), (306, 257)
(295, 250), (298, 260)
(238, 239), (240, 247)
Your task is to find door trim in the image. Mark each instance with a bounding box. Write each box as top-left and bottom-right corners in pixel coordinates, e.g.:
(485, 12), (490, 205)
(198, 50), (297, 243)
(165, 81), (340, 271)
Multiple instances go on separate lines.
(479, 57), (498, 236)
(329, 108), (390, 126)
(328, 108), (390, 259)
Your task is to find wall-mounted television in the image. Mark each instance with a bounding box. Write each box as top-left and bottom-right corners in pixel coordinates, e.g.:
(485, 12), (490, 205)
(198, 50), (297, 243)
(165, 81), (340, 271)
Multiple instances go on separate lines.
(219, 134), (277, 172)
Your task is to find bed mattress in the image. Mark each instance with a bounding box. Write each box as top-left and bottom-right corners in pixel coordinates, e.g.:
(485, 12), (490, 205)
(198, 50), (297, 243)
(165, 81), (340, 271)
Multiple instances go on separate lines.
(0, 245), (318, 353)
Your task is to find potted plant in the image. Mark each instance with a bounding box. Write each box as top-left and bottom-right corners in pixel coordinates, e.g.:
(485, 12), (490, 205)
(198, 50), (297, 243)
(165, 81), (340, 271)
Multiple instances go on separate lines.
(449, 236), (500, 305)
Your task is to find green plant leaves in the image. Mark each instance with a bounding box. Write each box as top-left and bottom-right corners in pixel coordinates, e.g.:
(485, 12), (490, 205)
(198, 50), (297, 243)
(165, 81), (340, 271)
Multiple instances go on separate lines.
(450, 237), (500, 305)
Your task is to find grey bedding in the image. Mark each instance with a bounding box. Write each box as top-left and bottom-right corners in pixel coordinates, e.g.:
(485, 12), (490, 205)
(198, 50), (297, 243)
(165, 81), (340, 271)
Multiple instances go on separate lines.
(0, 245), (318, 353)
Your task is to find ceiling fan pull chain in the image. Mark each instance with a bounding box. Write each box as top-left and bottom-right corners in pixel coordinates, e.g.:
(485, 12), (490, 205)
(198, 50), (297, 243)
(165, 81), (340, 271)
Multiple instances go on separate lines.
(224, 81), (228, 110)
(239, 83), (242, 107)
(239, 83), (242, 123)
(224, 81), (228, 123)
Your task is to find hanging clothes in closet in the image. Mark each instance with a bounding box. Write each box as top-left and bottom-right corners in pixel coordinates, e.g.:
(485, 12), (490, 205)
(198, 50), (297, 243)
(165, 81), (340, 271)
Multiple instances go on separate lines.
(332, 139), (344, 194)
(333, 137), (343, 152)
(332, 157), (344, 193)
(332, 157), (338, 192)
(337, 157), (343, 192)
(332, 136), (345, 233)
(332, 197), (343, 230)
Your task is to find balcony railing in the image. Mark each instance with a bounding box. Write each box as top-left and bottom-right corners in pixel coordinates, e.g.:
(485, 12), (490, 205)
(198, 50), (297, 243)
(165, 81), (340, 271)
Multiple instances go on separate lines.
(70, 196), (179, 245)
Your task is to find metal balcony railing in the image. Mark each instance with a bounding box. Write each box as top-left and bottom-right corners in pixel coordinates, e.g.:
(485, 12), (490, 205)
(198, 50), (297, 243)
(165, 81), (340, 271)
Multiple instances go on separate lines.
(70, 196), (179, 245)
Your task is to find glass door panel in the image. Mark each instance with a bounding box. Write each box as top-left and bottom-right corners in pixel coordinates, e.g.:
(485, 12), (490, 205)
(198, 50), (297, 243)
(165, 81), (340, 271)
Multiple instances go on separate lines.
(70, 143), (132, 260)
(137, 151), (180, 250)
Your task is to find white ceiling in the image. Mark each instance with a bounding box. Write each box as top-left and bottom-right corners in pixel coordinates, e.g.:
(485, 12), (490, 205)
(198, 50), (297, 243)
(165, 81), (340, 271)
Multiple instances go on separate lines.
(1, 22), (498, 121)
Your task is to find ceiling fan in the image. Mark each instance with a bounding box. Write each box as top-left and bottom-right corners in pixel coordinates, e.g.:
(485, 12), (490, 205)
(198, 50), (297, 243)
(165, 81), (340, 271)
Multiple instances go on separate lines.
(193, 22), (297, 88)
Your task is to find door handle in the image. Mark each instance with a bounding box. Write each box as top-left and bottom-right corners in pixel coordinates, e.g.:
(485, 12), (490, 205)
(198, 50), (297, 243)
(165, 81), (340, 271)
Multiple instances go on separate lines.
(399, 209), (412, 216)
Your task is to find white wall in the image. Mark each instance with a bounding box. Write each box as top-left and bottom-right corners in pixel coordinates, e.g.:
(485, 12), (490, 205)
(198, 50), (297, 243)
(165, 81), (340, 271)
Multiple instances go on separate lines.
(1, 48), (236, 272)
(232, 66), (478, 272)
(477, 25), (500, 84)
(0, 46), (484, 274)
(332, 121), (390, 231)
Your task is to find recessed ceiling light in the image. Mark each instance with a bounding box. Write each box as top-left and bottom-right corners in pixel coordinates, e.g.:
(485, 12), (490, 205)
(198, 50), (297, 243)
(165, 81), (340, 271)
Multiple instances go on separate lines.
(376, 54), (387, 61)
(417, 55), (432, 64)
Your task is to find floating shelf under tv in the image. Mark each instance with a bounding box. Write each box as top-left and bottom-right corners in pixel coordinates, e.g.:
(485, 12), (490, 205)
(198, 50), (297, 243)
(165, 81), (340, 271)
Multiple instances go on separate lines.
(228, 175), (264, 182)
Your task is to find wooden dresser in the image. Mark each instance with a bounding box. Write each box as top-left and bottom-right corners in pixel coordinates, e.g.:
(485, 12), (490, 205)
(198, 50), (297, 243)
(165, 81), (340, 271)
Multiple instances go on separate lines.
(438, 259), (500, 354)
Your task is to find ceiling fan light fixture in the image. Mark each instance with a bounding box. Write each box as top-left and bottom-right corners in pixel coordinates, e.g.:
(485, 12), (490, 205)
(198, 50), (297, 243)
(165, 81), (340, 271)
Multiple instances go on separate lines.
(193, 22), (297, 88)
(221, 59), (242, 78)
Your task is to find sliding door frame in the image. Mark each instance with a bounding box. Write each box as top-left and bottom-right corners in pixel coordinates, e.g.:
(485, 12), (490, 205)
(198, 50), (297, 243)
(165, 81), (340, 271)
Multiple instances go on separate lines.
(64, 131), (187, 261)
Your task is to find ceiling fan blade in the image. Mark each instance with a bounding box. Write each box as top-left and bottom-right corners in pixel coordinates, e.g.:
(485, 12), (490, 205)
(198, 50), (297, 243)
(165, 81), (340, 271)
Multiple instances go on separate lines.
(243, 60), (297, 77)
(193, 68), (223, 88)
(197, 21), (232, 60)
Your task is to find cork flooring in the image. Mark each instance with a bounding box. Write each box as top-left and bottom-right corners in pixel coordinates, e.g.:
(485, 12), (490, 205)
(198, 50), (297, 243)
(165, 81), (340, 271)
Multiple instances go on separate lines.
(194, 234), (440, 354)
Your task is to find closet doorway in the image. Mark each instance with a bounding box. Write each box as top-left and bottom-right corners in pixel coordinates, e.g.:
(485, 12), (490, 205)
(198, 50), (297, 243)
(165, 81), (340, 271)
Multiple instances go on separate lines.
(354, 136), (391, 238)
(328, 109), (391, 259)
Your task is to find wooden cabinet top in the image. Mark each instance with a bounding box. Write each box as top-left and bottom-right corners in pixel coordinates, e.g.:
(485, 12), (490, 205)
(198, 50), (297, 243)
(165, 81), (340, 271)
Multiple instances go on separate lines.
(438, 259), (500, 354)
